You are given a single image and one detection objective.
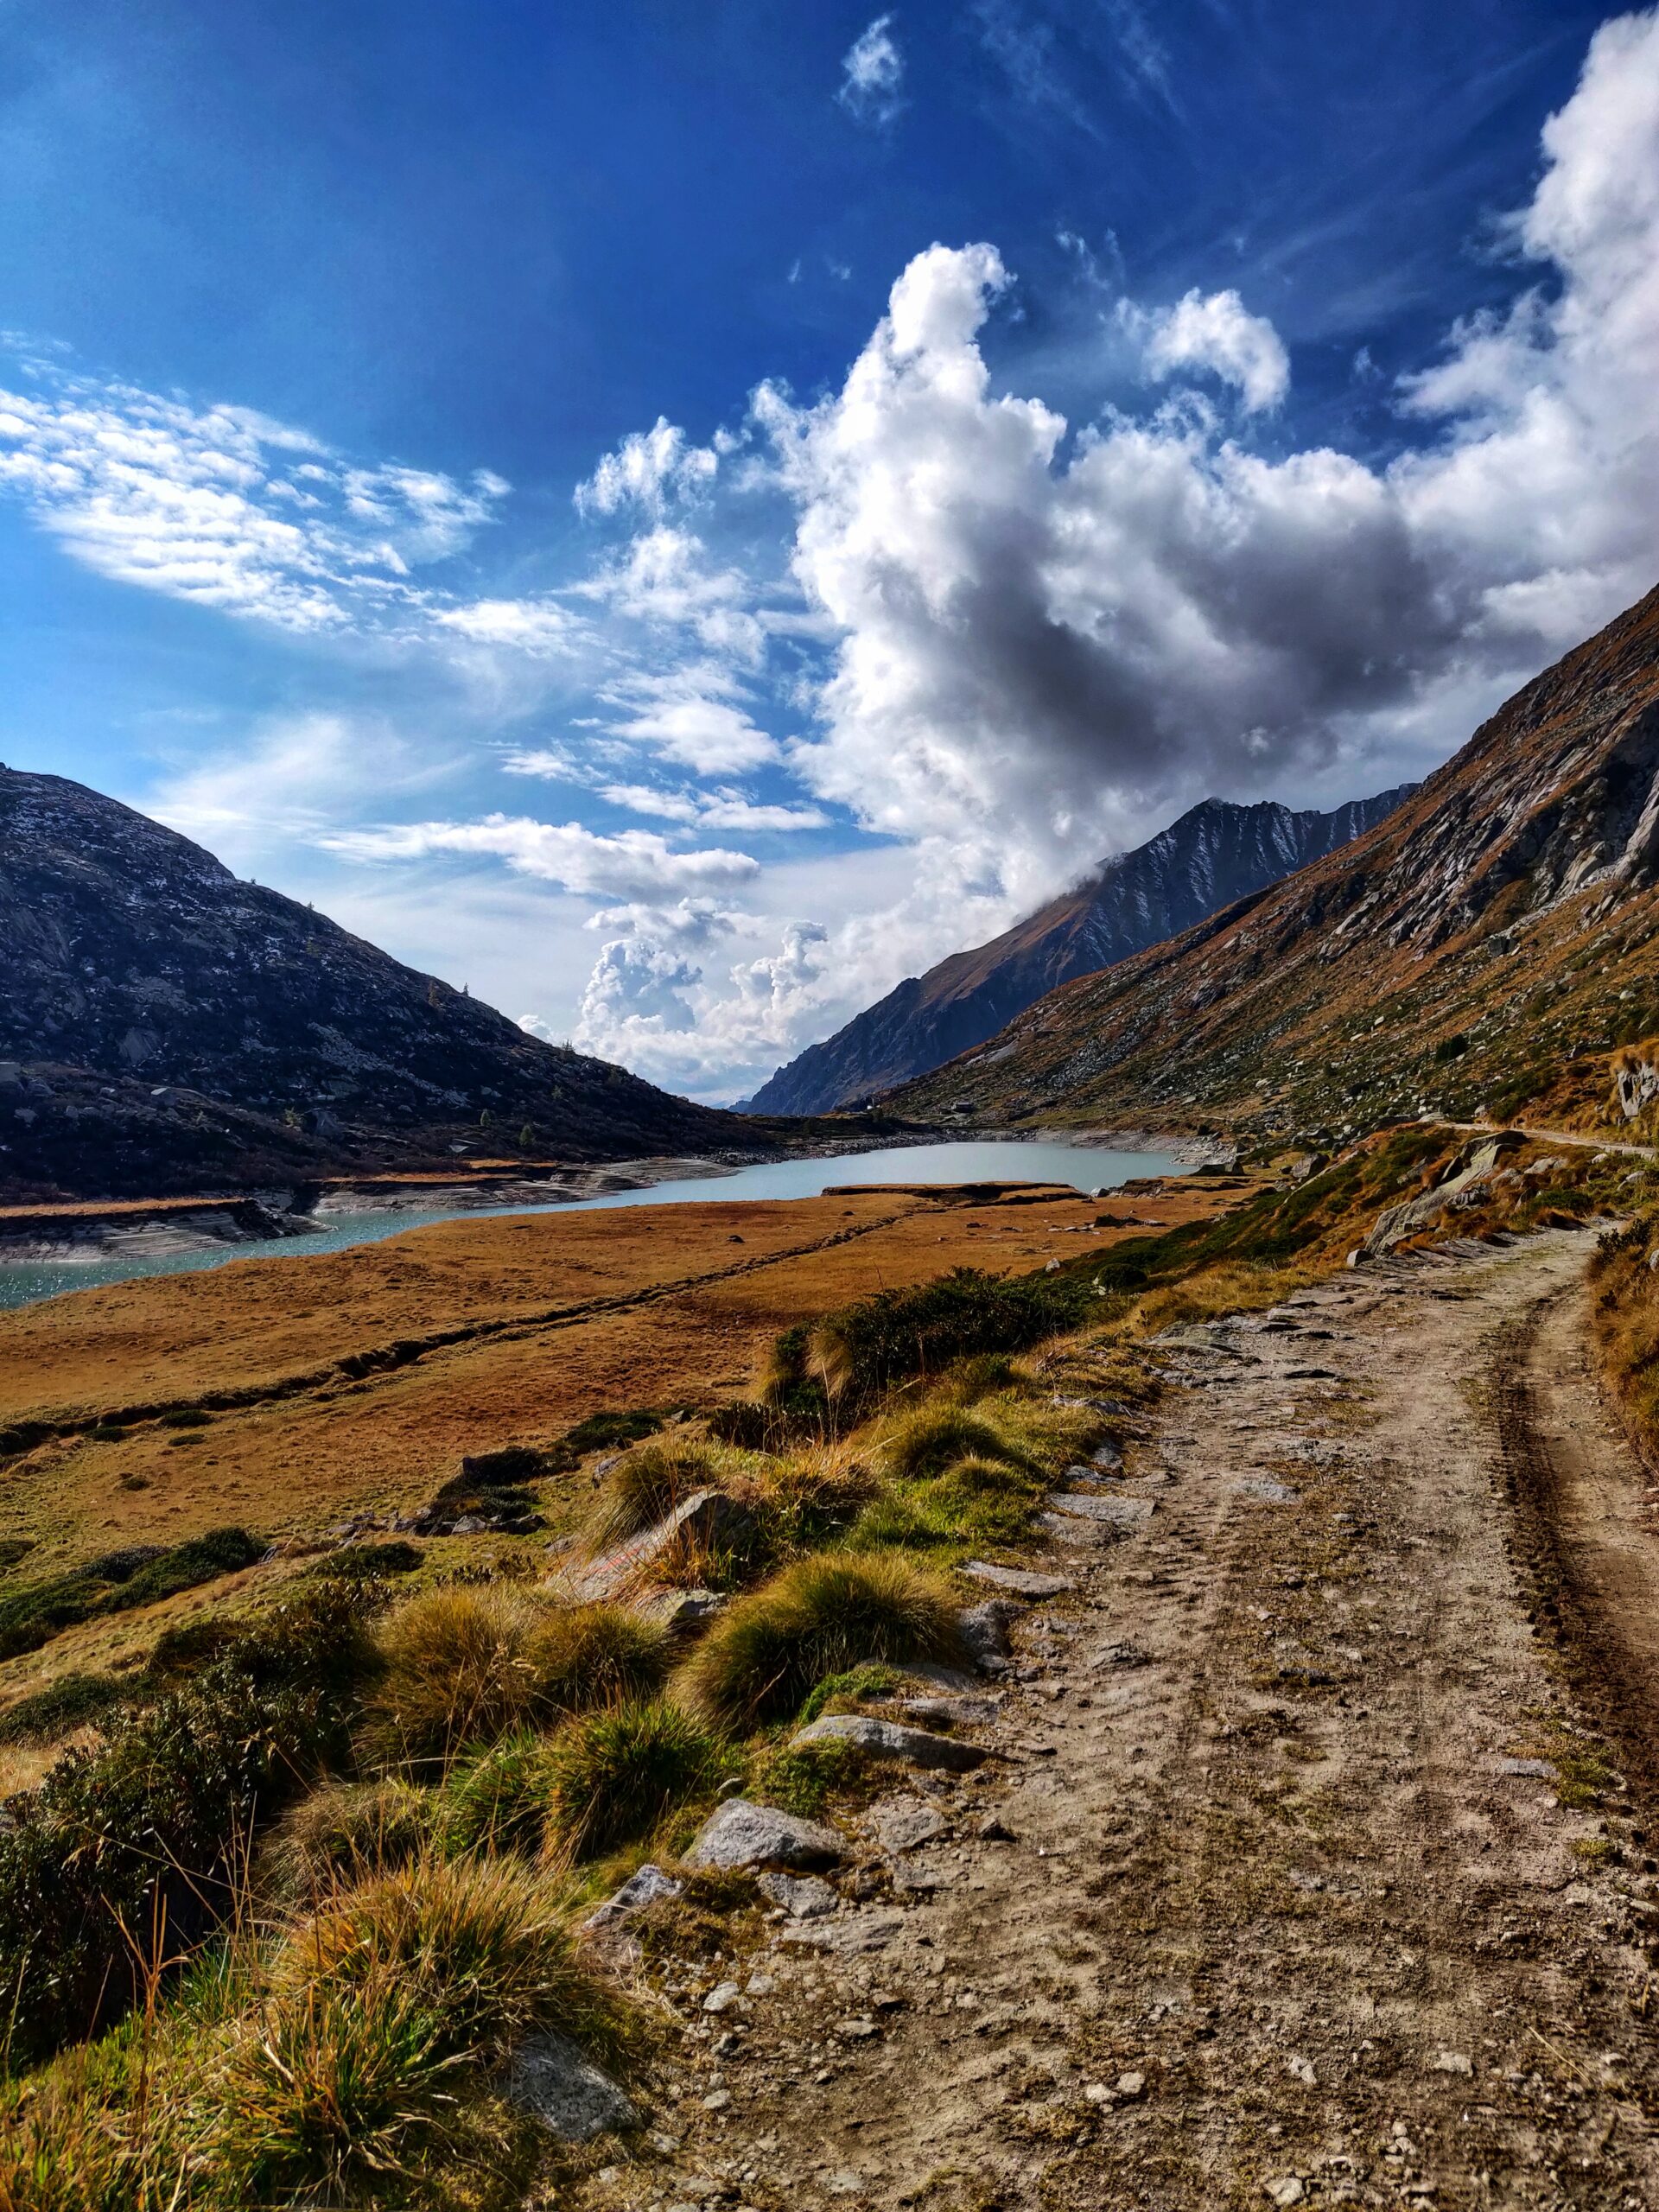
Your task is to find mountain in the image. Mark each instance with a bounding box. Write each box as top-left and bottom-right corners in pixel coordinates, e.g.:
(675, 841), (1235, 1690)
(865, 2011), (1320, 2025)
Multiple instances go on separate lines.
(747, 789), (1416, 1116)
(0, 768), (764, 1200)
(886, 584), (1659, 1144)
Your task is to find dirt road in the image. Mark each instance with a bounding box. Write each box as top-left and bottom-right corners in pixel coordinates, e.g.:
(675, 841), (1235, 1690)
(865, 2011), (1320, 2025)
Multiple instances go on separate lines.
(612, 1230), (1659, 2212)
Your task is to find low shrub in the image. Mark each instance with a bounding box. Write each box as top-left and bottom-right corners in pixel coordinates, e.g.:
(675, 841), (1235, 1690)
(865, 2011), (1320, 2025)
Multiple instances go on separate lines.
(683, 1552), (966, 1730)
(303, 1538), (421, 1582)
(0, 1526), (265, 1664)
(0, 1670), (127, 1746)
(369, 1584), (537, 1769)
(539, 1700), (719, 1859)
(442, 1728), (550, 1857)
(544, 1408), (664, 1471)
(0, 1587), (374, 2069)
(587, 1443), (721, 1549)
(878, 1405), (1031, 1483)
(800, 1268), (1089, 1412)
(524, 1602), (671, 1717)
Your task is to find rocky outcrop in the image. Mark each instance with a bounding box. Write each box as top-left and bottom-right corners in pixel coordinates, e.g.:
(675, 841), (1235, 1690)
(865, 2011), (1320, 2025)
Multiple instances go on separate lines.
(747, 788), (1414, 1115)
(1612, 1039), (1659, 1120)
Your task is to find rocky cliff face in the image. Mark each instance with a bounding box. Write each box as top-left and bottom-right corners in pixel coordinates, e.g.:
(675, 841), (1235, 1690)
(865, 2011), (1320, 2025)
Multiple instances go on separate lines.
(0, 770), (759, 1199)
(887, 584), (1659, 1143)
(748, 790), (1414, 1116)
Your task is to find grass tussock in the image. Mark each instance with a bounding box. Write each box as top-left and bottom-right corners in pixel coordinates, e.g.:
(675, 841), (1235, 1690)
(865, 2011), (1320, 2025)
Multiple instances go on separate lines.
(524, 1601), (671, 1715)
(368, 1583), (538, 1769)
(266, 1777), (435, 1901)
(877, 1404), (1033, 1483)
(586, 1442), (723, 1549)
(442, 1727), (550, 1858)
(683, 1551), (965, 1729)
(538, 1699), (720, 1859)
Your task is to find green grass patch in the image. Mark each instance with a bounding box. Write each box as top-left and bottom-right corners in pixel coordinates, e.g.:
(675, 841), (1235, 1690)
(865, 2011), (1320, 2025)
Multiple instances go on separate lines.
(0, 1526), (266, 1664)
(682, 1550), (965, 1730)
(0, 1669), (128, 1746)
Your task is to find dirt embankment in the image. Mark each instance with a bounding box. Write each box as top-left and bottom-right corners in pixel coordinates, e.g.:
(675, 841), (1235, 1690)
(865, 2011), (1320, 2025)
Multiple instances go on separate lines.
(583, 1229), (1659, 2212)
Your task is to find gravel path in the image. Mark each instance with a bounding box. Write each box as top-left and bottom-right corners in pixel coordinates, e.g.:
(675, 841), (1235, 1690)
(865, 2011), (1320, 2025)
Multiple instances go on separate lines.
(594, 1229), (1659, 2212)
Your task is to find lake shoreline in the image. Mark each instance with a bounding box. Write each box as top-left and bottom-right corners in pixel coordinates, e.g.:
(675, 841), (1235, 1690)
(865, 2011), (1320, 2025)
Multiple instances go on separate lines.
(0, 1123), (1228, 1265)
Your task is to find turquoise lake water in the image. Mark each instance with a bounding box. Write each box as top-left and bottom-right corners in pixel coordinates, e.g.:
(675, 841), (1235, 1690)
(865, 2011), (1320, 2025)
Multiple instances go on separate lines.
(0, 1138), (1179, 1313)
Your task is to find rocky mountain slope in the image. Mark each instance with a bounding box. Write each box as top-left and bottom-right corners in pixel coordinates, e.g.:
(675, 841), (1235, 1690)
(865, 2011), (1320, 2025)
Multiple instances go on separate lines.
(748, 790), (1414, 1115)
(0, 769), (766, 1200)
(889, 583), (1659, 1143)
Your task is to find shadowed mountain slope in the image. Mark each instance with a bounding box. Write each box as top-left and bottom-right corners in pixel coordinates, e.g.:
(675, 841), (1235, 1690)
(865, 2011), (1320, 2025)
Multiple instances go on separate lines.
(887, 585), (1659, 1144)
(0, 769), (766, 1199)
(748, 790), (1414, 1116)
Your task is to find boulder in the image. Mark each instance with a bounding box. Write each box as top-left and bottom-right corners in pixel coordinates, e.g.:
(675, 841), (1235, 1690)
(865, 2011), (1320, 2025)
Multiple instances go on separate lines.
(582, 1862), (683, 1932)
(683, 1796), (845, 1871)
(791, 1713), (995, 1771)
(504, 2031), (637, 2139)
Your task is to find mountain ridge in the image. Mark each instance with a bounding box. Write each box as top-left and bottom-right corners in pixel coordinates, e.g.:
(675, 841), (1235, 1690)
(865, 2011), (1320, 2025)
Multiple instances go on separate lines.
(0, 768), (768, 1201)
(747, 787), (1416, 1116)
(885, 584), (1659, 1145)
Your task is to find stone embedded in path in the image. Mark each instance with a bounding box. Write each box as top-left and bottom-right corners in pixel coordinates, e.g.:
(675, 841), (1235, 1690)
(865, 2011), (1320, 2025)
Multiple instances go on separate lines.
(1049, 1491), (1156, 1524)
(582, 1861), (683, 1931)
(684, 1796), (845, 1871)
(503, 2031), (638, 2139)
(957, 1597), (1025, 1669)
(963, 1561), (1077, 1599)
(756, 1869), (838, 1918)
(791, 1713), (995, 1771)
(867, 1794), (949, 1853)
(1230, 1475), (1296, 1503)
(900, 1692), (1001, 1728)
(779, 1909), (906, 1954)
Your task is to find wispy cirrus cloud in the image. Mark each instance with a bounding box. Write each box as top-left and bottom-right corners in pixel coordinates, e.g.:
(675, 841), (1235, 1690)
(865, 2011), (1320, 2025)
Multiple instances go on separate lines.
(0, 361), (506, 631)
(838, 14), (905, 126)
(318, 814), (761, 901)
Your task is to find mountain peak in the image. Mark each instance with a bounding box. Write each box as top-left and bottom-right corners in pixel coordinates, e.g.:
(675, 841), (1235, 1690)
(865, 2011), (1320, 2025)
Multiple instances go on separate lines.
(747, 785), (1416, 1116)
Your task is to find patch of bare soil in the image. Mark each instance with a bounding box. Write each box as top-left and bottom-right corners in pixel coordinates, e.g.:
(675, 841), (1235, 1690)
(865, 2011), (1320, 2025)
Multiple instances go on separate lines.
(589, 1230), (1659, 2212)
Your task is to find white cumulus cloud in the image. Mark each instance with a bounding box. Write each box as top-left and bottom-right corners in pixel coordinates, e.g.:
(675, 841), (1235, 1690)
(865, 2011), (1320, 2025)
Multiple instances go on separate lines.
(1139, 287), (1291, 411)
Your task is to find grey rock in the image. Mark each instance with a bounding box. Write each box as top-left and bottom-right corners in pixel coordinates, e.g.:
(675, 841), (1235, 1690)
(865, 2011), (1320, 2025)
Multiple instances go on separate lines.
(779, 1910), (906, 1954)
(702, 1981), (742, 2014)
(504, 2031), (638, 2139)
(1231, 1475), (1295, 1503)
(957, 1597), (1026, 1668)
(636, 1586), (728, 1633)
(962, 1561), (1077, 1599)
(899, 1693), (1001, 1728)
(1494, 1756), (1556, 1779)
(582, 1861), (683, 1931)
(684, 1796), (845, 1872)
(1049, 1491), (1155, 1524)
(553, 1488), (755, 1605)
(791, 1714), (994, 1771)
(867, 1794), (949, 1853)
(1090, 1440), (1124, 1471)
(756, 1870), (838, 1918)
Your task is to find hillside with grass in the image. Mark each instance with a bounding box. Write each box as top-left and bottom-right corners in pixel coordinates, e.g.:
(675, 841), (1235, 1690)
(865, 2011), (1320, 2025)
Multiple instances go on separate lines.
(887, 584), (1659, 1148)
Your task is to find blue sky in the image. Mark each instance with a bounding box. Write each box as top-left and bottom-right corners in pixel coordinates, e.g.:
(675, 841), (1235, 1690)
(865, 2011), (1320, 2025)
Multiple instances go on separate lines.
(3, 1), (1656, 1099)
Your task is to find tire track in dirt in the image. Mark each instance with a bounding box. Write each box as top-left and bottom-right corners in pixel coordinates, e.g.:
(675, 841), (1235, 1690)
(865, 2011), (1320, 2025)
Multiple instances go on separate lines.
(592, 1230), (1659, 2212)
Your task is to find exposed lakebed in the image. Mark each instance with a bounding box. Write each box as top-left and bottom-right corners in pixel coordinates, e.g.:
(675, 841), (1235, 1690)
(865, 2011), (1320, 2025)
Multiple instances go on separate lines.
(0, 1138), (1180, 1313)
